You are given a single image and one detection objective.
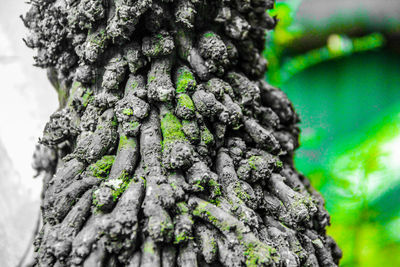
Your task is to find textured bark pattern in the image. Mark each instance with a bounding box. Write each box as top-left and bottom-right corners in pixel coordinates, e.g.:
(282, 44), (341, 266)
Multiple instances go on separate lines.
(24, 0), (342, 266)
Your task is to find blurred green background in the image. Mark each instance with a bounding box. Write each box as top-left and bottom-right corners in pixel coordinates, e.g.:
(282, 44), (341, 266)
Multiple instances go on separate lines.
(266, 1), (400, 266)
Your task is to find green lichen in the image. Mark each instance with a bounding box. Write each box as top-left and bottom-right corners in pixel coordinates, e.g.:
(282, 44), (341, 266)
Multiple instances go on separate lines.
(160, 112), (187, 147)
(177, 94), (195, 111)
(148, 75), (156, 83)
(89, 155), (115, 179)
(176, 68), (196, 93)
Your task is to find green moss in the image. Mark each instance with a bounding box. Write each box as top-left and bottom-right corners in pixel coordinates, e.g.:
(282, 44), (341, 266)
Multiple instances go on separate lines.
(177, 94), (195, 111)
(209, 198), (221, 206)
(148, 76), (156, 83)
(160, 219), (174, 236)
(58, 87), (68, 107)
(174, 232), (193, 244)
(160, 112), (187, 147)
(193, 180), (205, 191)
(248, 156), (263, 170)
(192, 202), (220, 227)
(207, 213), (218, 224)
(91, 28), (107, 48)
(228, 73), (237, 80)
(176, 68), (196, 93)
(275, 160), (283, 168)
(118, 134), (137, 150)
(122, 108), (133, 116)
(243, 242), (277, 267)
(204, 32), (215, 38)
(234, 182), (251, 202)
(140, 176), (147, 188)
(208, 179), (222, 196)
(111, 117), (118, 127)
(89, 155), (115, 179)
(143, 241), (155, 254)
(312, 239), (324, 249)
(154, 43), (162, 54)
(110, 171), (132, 201)
(177, 30), (190, 58)
(81, 89), (93, 107)
(152, 34), (164, 55)
(210, 238), (217, 254)
(192, 201), (208, 217)
(201, 127), (214, 146)
(128, 121), (140, 132)
(177, 202), (189, 214)
(92, 189), (104, 212)
(170, 182), (177, 190)
(66, 81), (83, 107)
(291, 195), (314, 211)
(208, 179), (222, 205)
(131, 80), (138, 90)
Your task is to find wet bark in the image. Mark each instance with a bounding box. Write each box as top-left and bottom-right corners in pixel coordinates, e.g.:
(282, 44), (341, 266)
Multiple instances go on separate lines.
(24, 0), (342, 266)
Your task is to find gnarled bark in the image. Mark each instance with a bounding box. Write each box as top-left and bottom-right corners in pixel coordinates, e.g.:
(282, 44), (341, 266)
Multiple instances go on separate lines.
(24, 0), (341, 266)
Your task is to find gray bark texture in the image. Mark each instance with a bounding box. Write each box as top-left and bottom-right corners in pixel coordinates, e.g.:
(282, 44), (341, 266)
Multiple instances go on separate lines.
(23, 0), (342, 266)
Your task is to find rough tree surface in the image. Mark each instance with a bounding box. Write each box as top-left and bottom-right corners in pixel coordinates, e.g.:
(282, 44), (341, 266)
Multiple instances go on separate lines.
(23, 0), (342, 266)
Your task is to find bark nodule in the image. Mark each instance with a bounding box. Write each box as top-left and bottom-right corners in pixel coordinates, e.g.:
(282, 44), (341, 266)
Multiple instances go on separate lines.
(24, 0), (342, 266)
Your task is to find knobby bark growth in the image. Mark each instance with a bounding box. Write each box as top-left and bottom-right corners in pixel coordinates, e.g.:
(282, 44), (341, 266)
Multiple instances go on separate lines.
(23, 0), (342, 266)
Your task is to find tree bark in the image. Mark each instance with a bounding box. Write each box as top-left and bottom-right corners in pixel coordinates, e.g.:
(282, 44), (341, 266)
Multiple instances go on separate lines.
(23, 0), (342, 266)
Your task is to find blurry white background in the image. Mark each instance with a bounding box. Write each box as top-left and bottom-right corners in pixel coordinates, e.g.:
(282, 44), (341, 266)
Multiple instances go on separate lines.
(0, 1), (57, 266)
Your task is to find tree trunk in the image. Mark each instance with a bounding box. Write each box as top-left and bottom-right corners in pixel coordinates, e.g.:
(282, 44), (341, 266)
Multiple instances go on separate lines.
(23, 0), (342, 266)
